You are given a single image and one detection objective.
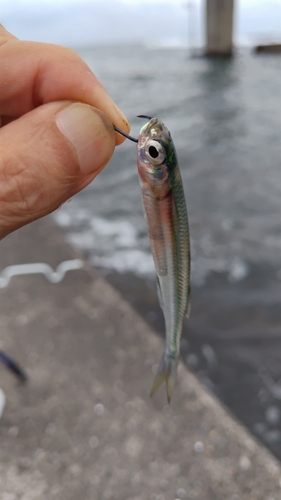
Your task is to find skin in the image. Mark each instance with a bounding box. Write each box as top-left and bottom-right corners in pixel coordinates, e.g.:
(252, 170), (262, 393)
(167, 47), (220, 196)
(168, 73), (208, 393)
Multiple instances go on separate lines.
(0, 25), (130, 239)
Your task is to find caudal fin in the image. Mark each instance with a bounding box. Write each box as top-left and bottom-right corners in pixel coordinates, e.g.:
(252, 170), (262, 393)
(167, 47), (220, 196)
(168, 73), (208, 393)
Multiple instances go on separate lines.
(150, 351), (178, 403)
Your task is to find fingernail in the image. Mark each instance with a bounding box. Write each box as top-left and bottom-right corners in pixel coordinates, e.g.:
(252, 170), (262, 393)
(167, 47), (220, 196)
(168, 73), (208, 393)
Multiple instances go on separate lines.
(55, 103), (115, 176)
(93, 84), (130, 134)
(112, 102), (129, 128)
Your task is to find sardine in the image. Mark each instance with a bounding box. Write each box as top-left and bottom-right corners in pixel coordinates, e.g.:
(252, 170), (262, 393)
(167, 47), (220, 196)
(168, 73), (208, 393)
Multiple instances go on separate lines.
(137, 117), (190, 402)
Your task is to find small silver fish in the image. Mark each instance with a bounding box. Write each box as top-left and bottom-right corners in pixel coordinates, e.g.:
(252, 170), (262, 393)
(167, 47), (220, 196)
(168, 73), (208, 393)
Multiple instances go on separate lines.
(137, 117), (191, 402)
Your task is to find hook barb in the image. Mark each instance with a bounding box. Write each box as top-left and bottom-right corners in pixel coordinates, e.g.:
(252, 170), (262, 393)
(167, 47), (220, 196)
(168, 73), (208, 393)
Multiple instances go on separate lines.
(137, 115), (153, 120)
(113, 126), (138, 143)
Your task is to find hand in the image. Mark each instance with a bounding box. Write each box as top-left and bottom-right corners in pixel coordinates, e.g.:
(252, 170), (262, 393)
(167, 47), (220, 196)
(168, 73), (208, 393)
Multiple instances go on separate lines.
(0, 26), (130, 239)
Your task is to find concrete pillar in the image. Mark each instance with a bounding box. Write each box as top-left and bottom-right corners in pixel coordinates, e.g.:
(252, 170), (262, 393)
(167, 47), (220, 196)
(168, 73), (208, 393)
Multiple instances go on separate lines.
(206, 0), (234, 56)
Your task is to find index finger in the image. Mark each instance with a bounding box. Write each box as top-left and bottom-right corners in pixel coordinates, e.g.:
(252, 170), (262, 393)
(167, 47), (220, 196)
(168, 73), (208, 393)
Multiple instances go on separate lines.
(0, 25), (17, 39)
(0, 36), (130, 144)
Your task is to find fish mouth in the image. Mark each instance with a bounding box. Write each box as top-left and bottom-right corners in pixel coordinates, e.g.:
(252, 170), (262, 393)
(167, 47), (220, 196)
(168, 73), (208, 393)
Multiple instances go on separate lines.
(139, 117), (159, 135)
(139, 118), (170, 144)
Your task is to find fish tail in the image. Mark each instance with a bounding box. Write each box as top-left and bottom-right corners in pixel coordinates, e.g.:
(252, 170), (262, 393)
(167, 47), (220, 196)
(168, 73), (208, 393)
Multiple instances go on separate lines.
(150, 350), (178, 403)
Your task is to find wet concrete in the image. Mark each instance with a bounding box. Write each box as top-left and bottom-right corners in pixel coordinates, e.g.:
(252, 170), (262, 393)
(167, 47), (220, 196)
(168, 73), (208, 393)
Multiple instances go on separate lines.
(105, 266), (281, 461)
(0, 218), (281, 499)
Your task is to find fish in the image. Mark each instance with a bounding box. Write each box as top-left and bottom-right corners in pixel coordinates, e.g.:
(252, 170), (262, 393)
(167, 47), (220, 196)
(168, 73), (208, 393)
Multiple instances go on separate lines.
(137, 117), (190, 402)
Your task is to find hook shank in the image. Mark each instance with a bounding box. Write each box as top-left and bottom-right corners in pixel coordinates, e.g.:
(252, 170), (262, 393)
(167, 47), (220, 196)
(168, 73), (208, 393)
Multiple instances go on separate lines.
(113, 126), (138, 143)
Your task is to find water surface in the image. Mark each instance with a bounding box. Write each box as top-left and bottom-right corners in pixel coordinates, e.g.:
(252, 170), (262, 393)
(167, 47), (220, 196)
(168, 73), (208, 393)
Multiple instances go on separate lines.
(54, 45), (281, 460)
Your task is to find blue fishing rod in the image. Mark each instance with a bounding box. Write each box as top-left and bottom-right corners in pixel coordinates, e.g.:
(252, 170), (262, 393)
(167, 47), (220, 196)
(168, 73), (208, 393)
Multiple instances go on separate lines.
(0, 350), (27, 382)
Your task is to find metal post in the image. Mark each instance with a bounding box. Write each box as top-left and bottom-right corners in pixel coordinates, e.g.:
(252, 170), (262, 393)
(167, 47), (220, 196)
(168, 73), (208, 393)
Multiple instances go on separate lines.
(206, 0), (234, 56)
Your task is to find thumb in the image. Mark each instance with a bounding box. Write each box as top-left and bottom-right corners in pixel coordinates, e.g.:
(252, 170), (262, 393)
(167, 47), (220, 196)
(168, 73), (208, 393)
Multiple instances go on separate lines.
(0, 101), (115, 238)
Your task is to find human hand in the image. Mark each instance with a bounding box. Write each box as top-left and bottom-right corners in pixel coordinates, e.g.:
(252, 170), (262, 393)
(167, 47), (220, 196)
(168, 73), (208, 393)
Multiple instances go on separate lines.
(0, 26), (130, 239)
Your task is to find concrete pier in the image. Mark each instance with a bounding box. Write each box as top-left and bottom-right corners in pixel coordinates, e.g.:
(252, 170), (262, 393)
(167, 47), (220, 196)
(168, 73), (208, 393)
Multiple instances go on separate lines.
(206, 0), (234, 56)
(0, 218), (281, 499)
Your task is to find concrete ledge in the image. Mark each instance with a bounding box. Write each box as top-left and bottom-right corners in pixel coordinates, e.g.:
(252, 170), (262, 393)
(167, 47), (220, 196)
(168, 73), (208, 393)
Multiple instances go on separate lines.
(0, 218), (280, 499)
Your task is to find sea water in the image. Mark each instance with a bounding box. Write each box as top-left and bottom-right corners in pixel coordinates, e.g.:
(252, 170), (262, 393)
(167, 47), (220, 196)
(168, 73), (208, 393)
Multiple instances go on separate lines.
(54, 44), (281, 459)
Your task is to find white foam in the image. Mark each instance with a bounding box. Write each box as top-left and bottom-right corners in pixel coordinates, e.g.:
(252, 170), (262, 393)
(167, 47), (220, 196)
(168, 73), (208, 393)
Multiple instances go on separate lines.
(90, 217), (137, 247)
(228, 257), (249, 283)
(90, 249), (154, 276)
(54, 211), (71, 227)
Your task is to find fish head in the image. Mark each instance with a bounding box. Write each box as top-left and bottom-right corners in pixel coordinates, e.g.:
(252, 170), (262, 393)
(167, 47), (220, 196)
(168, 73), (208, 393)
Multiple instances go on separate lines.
(137, 118), (177, 198)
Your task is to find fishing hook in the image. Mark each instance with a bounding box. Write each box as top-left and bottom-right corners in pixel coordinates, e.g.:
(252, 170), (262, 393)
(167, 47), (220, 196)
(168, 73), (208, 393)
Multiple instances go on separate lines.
(113, 126), (138, 143)
(113, 116), (153, 143)
(137, 115), (153, 120)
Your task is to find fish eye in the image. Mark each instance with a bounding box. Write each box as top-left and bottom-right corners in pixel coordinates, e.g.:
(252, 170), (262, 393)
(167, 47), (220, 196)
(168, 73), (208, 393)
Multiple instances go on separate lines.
(144, 140), (166, 165)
